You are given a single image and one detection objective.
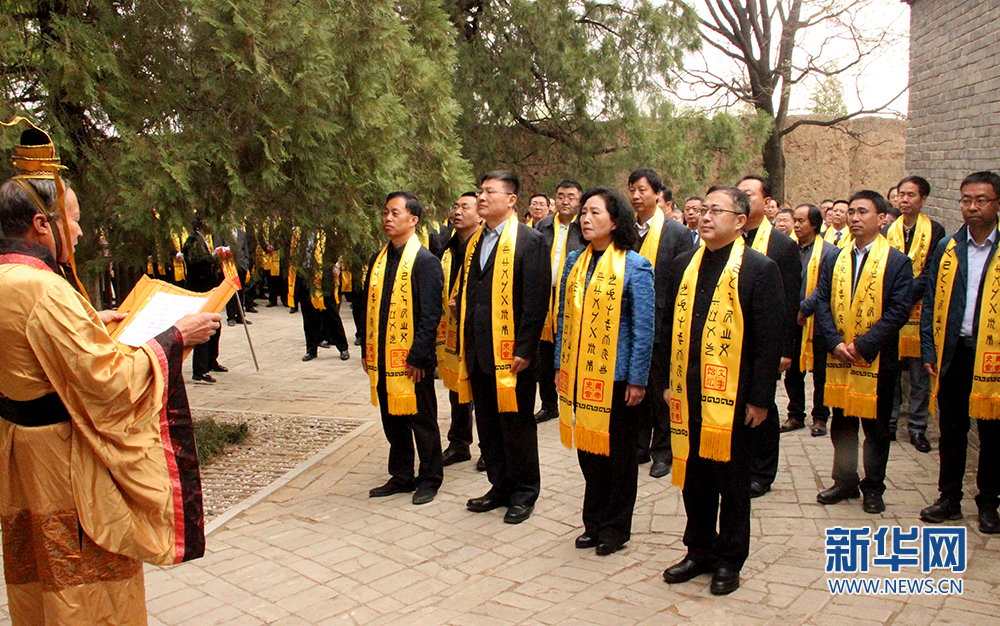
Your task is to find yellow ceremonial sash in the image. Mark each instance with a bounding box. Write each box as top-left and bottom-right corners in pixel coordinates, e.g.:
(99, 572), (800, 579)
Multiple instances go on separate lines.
(310, 232), (326, 311)
(670, 238), (745, 489)
(825, 227), (852, 249)
(287, 228), (300, 308)
(557, 244), (626, 456)
(457, 215), (520, 411)
(800, 236), (824, 372)
(825, 237), (889, 419)
(749, 218), (772, 254)
(638, 209), (664, 268)
(541, 213), (577, 343)
(930, 236), (1000, 419)
(887, 214), (932, 357)
(342, 269), (352, 293)
(365, 234), (420, 415)
(436, 247), (462, 392)
(171, 231), (187, 282)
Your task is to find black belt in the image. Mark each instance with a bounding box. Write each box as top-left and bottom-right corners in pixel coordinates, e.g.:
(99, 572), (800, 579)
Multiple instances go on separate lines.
(0, 393), (71, 427)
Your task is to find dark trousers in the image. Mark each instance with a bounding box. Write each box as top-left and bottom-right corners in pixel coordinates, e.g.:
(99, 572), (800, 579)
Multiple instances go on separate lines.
(535, 340), (558, 413)
(938, 342), (1000, 509)
(266, 274), (286, 306)
(749, 396), (780, 487)
(470, 362), (541, 506)
(784, 339), (830, 422)
(192, 327), (220, 377)
(446, 390), (474, 451)
(830, 373), (894, 495)
(890, 356), (930, 436)
(226, 269), (248, 322)
(299, 290), (348, 354)
(349, 293), (365, 342)
(682, 422), (751, 570)
(578, 381), (638, 545)
(637, 353), (673, 463)
(377, 377), (443, 491)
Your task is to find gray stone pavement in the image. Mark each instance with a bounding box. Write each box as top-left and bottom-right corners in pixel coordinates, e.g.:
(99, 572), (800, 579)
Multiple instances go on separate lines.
(2, 303), (999, 625)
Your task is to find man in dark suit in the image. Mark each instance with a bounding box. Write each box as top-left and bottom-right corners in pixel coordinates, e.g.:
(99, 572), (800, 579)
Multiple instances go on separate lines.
(463, 170), (550, 525)
(532, 180), (586, 424)
(887, 175), (947, 452)
(360, 192), (444, 505)
(659, 185), (783, 595)
(814, 190), (913, 514)
(182, 217), (226, 383)
(784, 204), (840, 437)
(919, 171), (1000, 533)
(737, 175), (801, 497)
(217, 224), (255, 325)
(628, 168), (695, 478)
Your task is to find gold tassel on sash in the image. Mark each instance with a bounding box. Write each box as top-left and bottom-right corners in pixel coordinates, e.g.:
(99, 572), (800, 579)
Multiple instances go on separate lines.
(825, 237), (889, 419)
(287, 227), (300, 309)
(436, 248), (462, 391)
(800, 236), (823, 372)
(365, 235), (421, 415)
(311, 232), (326, 311)
(670, 239), (746, 488)
(557, 244), (626, 456)
(887, 214), (932, 358)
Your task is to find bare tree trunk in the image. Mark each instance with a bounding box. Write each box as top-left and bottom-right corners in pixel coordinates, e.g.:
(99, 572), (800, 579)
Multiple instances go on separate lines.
(763, 129), (785, 204)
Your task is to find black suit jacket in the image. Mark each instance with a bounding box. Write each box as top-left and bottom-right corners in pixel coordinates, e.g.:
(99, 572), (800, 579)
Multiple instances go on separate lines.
(182, 232), (221, 292)
(882, 217), (947, 305)
(661, 242), (784, 418)
(462, 221), (550, 372)
(745, 225), (801, 360)
(636, 215), (695, 344)
(815, 241), (914, 372)
(920, 226), (999, 378)
(534, 213), (586, 253)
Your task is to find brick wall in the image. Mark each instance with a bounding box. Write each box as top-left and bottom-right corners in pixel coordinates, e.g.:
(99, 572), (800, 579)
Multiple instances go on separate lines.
(905, 0), (1000, 231)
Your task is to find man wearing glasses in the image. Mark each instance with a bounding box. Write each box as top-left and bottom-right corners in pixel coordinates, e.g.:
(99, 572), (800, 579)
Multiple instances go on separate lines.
(461, 170), (550, 524)
(919, 171), (1000, 533)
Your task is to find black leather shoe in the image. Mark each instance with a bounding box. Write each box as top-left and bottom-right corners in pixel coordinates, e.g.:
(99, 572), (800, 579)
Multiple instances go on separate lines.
(710, 567), (740, 595)
(441, 447), (471, 467)
(596, 542), (624, 556)
(319, 340), (332, 349)
(920, 498), (963, 523)
(817, 484), (861, 505)
(649, 461), (670, 478)
(780, 418), (805, 433)
(534, 408), (558, 423)
(354, 337), (362, 346)
(979, 508), (1000, 534)
(575, 533), (596, 549)
(662, 557), (713, 584)
(289, 307), (298, 314)
(476, 456), (487, 472)
(369, 480), (415, 498)
(911, 433), (931, 453)
(340, 351), (350, 361)
(811, 420), (828, 437)
(266, 302), (278, 308)
(302, 353), (317, 362)
(209, 364), (229, 373)
(227, 319), (236, 327)
(749, 481), (770, 498)
(412, 488), (436, 505)
(504, 504), (533, 524)
(863, 491), (886, 514)
(192, 373), (217, 383)
(467, 492), (508, 513)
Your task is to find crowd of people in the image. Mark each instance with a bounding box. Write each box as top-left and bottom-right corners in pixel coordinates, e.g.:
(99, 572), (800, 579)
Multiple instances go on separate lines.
(1, 114), (998, 622)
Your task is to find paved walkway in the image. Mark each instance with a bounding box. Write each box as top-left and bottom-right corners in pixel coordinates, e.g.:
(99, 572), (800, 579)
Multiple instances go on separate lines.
(3, 304), (999, 625)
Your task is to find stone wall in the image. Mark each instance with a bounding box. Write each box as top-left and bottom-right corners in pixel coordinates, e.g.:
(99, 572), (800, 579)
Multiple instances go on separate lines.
(905, 0), (1000, 231)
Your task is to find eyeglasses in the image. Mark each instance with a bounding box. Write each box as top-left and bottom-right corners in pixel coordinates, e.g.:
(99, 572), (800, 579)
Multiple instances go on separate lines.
(959, 196), (998, 208)
(479, 188), (513, 196)
(697, 205), (741, 217)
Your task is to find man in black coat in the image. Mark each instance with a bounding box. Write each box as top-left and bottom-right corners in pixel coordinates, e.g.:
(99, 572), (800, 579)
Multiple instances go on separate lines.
(360, 192), (444, 506)
(463, 170), (550, 525)
(785, 204), (841, 437)
(919, 171), (1000, 533)
(737, 175), (801, 497)
(182, 217), (226, 383)
(659, 185), (783, 596)
(532, 179), (586, 424)
(628, 168), (695, 478)
(814, 190), (913, 515)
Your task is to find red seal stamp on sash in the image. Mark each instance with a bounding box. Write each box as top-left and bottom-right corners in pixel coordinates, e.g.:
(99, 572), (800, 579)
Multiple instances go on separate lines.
(390, 349), (408, 369)
(704, 364), (728, 391)
(366, 343), (376, 365)
(581, 378), (604, 402)
(501, 340), (514, 361)
(983, 352), (1000, 374)
(670, 397), (682, 423)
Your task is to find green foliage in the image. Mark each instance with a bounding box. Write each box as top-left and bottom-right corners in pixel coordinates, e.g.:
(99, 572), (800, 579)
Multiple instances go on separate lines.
(0, 0), (470, 273)
(809, 74), (849, 118)
(193, 417), (249, 466)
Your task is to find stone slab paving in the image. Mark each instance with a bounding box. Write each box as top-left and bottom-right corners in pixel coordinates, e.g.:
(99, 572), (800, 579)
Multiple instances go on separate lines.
(1, 303), (998, 625)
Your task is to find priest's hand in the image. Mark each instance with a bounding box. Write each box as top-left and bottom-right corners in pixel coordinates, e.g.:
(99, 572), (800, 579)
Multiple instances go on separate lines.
(662, 388), (670, 404)
(406, 364), (426, 383)
(924, 362), (937, 377)
(745, 404), (767, 427)
(832, 342), (855, 364)
(98, 310), (127, 325)
(779, 357), (791, 373)
(175, 313), (223, 346)
(448, 299), (459, 318)
(511, 356), (530, 374)
(797, 311), (807, 326)
(624, 385), (645, 406)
